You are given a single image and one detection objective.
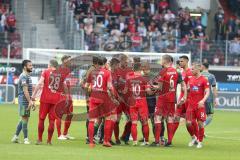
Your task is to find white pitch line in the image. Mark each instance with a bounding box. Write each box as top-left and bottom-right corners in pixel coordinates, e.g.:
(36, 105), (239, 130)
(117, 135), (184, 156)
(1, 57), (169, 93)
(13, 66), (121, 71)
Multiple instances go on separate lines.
(207, 135), (240, 141)
(207, 130), (240, 134)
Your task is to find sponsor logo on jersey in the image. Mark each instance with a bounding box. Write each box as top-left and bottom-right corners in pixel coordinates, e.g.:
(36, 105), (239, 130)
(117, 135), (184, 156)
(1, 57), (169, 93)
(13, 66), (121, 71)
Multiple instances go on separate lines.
(192, 86), (199, 91)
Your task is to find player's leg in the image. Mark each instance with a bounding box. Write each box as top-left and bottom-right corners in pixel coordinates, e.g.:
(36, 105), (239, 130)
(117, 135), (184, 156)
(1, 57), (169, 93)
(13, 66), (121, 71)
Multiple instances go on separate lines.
(63, 103), (74, 139)
(12, 103), (26, 143)
(86, 104), (90, 144)
(204, 102), (214, 127)
(120, 104), (132, 143)
(37, 102), (50, 144)
(55, 118), (63, 139)
(139, 102), (149, 146)
(88, 118), (97, 147)
(196, 107), (207, 148)
(186, 107), (198, 147)
(11, 119), (22, 143)
(22, 116), (30, 144)
(163, 102), (176, 146)
(151, 100), (164, 146)
(97, 118), (104, 143)
(114, 104), (122, 144)
(129, 106), (138, 146)
(47, 104), (56, 144)
(103, 114), (115, 147)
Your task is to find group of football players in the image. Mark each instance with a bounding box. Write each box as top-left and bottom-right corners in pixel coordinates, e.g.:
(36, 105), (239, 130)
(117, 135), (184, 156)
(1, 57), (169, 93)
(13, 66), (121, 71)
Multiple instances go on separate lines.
(12, 53), (217, 149)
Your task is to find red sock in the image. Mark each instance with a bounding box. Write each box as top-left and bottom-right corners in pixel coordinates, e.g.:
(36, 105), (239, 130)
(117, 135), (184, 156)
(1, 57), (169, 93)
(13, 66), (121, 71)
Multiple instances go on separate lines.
(88, 121), (94, 143)
(104, 120), (112, 142)
(63, 120), (71, 135)
(198, 127), (204, 142)
(47, 119), (55, 142)
(38, 119), (45, 142)
(114, 122), (119, 141)
(142, 124), (149, 142)
(186, 124), (194, 137)
(121, 121), (132, 139)
(56, 119), (61, 137)
(192, 120), (199, 139)
(154, 123), (162, 143)
(167, 122), (175, 143)
(131, 123), (137, 141)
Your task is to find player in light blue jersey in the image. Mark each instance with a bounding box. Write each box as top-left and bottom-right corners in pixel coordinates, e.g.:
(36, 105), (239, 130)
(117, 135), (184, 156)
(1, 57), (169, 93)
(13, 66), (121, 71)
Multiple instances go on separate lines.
(201, 63), (218, 128)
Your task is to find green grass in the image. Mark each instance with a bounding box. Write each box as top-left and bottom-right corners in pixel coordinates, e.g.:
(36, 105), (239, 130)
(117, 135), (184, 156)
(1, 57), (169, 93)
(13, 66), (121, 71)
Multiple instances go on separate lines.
(0, 104), (239, 160)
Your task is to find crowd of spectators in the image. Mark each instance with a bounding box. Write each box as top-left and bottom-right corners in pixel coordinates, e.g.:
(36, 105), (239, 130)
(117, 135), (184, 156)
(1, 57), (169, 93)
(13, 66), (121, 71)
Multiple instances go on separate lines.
(67, 0), (240, 65)
(214, 6), (240, 66)
(68, 0), (209, 53)
(0, 2), (22, 59)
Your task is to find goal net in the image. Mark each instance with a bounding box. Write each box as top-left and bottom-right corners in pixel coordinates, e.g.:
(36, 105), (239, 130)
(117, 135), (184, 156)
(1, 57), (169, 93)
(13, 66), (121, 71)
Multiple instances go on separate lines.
(25, 48), (191, 104)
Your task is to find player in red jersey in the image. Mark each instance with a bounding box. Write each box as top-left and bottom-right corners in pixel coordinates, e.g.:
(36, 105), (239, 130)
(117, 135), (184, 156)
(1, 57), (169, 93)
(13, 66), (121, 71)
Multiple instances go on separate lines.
(32, 59), (65, 145)
(152, 55), (187, 147)
(186, 63), (210, 149)
(121, 61), (152, 146)
(55, 55), (75, 140)
(85, 56), (119, 148)
(113, 54), (133, 145)
(174, 56), (195, 138)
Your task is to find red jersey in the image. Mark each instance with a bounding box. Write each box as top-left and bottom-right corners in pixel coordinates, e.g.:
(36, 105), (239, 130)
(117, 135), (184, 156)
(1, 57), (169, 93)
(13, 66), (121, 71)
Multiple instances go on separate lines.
(158, 67), (183, 102)
(126, 72), (150, 102)
(179, 68), (193, 99)
(188, 75), (209, 107)
(87, 67), (112, 94)
(56, 65), (71, 93)
(40, 68), (67, 104)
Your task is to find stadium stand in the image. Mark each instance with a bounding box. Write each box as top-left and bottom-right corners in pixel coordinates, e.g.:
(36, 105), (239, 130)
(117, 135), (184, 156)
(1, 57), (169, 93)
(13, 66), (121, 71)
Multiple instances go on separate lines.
(0, 0), (22, 59)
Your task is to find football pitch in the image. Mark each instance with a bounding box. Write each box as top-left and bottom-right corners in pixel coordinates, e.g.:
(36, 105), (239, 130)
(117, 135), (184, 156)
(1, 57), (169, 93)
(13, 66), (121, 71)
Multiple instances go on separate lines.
(0, 104), (239, 160)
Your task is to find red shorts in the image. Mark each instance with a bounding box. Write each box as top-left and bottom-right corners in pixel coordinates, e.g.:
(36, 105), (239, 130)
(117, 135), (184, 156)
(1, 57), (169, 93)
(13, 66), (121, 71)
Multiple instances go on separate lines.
(129, 99), (148, 122)
(39, 102), (56, 120)
(89, 92), (118, 119)
(117, 102), (130, 116)
(175, 101), (188, 118)
(155, 99), (175, 117)
(186, 106), (206, 122)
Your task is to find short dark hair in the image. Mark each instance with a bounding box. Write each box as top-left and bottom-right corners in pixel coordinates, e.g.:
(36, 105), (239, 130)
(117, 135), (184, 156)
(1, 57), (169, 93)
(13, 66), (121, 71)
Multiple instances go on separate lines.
(179, 55), (189, 61)
(49, 59), (58, 68)
(202, 62), (209, 69)
(61, 55), (71, 62)
(110, 57), (120, 66)
(92, 56), (98, 65)
(133, 56), (141, 63)
(97, 56), (104, 66)
(22, 60), (31, 69)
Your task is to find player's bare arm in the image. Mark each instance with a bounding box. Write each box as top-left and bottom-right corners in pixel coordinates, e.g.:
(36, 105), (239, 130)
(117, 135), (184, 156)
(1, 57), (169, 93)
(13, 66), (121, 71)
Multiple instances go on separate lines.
(198, 88), (210, 108)
(151, 81), (163, 92)
(107, 75), (120, 105)
(32, 76), (44, 100)
(177, 81), (187, 106)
